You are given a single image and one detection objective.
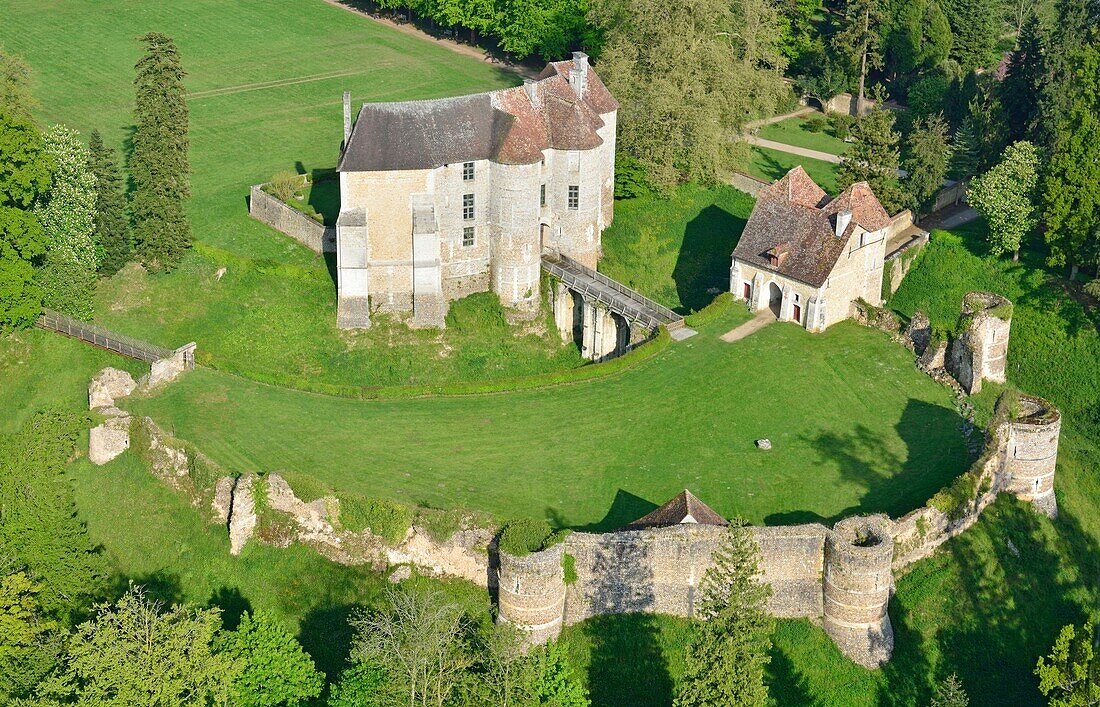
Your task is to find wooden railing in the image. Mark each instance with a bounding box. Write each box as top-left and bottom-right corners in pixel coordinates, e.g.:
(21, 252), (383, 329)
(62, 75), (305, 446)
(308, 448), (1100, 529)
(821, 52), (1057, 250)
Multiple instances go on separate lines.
(36, 310), (174, 364)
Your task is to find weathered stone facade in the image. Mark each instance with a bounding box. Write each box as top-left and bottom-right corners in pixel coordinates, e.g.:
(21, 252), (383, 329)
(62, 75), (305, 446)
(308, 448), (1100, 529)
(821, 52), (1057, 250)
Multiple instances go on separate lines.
(336, 53), (617, 328)
(947, 292), (1012, 394)
(248, 182), (335, 254)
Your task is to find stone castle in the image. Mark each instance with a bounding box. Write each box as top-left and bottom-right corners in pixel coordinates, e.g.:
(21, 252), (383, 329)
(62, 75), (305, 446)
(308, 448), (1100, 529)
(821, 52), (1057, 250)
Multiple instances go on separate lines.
(334, 52), (617, 329)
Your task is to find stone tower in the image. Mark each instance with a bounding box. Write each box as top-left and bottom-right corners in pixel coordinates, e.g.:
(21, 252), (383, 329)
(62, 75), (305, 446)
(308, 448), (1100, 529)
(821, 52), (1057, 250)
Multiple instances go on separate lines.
(822, 515), (895, 668)
(1004, 394), (1061, 518)
(948, 292), (1012, 394)
(496, 543), (567, 645)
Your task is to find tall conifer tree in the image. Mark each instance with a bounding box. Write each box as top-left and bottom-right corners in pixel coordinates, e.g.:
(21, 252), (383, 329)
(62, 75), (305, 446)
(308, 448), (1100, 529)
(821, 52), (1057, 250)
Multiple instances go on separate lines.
(905, 114), (951, 214)
(129, 32), (190, 272)
(1000, 14), (1046, 142)
(674, 520), (772, 707)
(838, 105), (908, 213)
(88, 130), (131, 276)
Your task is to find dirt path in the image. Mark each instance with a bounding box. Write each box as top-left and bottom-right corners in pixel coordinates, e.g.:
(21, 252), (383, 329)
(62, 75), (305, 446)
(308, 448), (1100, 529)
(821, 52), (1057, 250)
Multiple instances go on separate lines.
(720, 310), (776, 342)
(744, 106), (818, 131)
(743, 135), (843, 164)
(318, 0), (539, 79)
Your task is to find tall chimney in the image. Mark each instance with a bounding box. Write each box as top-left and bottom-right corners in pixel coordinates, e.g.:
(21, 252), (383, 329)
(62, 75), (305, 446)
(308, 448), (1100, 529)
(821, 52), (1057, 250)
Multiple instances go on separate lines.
(523, 78), (539, 107)
(342, 91), (352, 149)
(835, 209), (853, 237)
(569, 51), (588, 97)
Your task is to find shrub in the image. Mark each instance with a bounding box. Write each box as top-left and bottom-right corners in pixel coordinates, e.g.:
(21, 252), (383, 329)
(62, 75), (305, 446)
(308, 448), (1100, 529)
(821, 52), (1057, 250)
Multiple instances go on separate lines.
(684, 292), (735, 328)
(907, 76), (949, 118)
(804, 116), (828, 133)
(614, 155), (651, 199)
(562, 553), (578, 584)
(929, 471), (979, 520)
(830, 113), (854, 139)
(280, 472), (332, 503)
(498, 518), (569, 556)
(268, 170), (302, 202)
(415, 507), (496, 544)
(339, 496), (414, 543)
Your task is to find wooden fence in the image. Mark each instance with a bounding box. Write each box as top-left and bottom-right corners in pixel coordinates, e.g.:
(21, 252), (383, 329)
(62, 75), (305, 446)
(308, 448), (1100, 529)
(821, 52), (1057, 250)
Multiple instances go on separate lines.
(36, 309), (174, 364)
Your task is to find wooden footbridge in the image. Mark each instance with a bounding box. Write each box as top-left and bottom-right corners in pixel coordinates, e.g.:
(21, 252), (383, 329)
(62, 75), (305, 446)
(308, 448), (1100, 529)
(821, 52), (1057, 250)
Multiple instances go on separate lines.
(541, 251), (684, 332)
(36, 309), (193, 367)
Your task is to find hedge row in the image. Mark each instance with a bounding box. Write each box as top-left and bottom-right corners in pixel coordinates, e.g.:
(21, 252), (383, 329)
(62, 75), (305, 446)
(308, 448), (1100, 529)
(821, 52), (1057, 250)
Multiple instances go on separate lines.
(202, 325), (671, 400)
(684, 292), (735, 328)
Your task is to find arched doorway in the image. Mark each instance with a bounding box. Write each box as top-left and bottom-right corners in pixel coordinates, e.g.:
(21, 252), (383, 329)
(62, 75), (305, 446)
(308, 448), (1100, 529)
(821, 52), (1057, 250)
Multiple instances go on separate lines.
(768, 282), (782, 318)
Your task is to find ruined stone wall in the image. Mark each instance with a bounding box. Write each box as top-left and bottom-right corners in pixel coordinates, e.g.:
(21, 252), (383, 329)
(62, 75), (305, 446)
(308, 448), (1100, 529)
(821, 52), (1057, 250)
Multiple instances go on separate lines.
(249, 184), (336, 254)
(947, 292), (1011, 394)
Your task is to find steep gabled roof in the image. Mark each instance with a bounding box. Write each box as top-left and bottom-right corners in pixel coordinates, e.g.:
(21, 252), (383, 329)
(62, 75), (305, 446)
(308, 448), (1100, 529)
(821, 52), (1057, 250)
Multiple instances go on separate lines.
(731, 167), (891, 287)
(621, 490), (729, 530)
(339, 59), (617, 172)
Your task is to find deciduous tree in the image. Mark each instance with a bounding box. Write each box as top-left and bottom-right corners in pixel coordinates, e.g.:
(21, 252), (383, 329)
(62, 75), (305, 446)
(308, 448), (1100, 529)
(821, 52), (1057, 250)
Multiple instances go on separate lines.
(88, 130), (131, 276)
(589, 0), (788, 192)
(0, 572), (61, 702)
(1040, 40), (1100, 274)
(35, 124), (98, 319)
(130, 32), (191, 272)
(674, 519), (772, 707)
(905, 113), (951, 213)
(1036, 622), (1100, 706)
(967, 140), (1040, 260)
(838, 104), (908, 213)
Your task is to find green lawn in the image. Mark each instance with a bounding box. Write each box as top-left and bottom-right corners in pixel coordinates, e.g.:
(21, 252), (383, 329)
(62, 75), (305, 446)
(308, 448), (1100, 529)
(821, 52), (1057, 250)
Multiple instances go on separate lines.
(2, 0), (589, 389)
(757, 115), (849, 156)
(744, 145), (840, 194)
(126, 312), (968, 529)
(599, 185), (754, 313)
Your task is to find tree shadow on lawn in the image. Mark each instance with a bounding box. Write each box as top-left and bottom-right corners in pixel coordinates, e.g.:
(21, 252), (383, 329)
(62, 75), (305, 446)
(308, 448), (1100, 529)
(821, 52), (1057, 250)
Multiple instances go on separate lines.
(800, 399), (966, 522)
(671, 205), (746, 313)
(879, 500), (1090, 706)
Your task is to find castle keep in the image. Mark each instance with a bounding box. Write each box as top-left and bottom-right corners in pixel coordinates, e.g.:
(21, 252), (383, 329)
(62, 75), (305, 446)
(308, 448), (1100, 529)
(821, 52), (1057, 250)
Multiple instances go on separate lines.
(335, 53), (617, 328)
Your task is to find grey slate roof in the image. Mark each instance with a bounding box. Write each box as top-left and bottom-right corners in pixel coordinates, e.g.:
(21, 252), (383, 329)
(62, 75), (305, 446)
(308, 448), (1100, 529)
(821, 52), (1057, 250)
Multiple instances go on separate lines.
(621, 490), (729, 530)
(731, 167), (890, 288)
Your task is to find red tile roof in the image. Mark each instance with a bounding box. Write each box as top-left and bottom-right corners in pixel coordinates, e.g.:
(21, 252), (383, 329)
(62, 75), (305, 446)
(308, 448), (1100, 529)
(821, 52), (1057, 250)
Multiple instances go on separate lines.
(621, 490), (729, 530)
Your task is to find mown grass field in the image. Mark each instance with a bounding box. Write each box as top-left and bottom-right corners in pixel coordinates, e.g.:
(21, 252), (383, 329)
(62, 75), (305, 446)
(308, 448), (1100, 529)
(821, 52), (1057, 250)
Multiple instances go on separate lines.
(127, 311), (968, 529)
(2, 0), (592, 388)
(745, 145), (840, 193)
(757, 115), (850, 156)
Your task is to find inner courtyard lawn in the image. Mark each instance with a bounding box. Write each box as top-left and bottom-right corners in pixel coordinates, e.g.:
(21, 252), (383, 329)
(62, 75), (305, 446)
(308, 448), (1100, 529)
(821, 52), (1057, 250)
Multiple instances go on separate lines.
(2, 0), (590, 388)
(127, 313), (969, 529)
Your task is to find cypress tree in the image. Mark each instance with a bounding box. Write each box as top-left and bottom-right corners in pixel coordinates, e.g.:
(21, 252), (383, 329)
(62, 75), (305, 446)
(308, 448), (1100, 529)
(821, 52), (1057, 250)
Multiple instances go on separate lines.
(674, 520), (772, 707)
(88, 130), (131, 276)
(129, 32), (190, 272)
(1000, 14), (1046, 142)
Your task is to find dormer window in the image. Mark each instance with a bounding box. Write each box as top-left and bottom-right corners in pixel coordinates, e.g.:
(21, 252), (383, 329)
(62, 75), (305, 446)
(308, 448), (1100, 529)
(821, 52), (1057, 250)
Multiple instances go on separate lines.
(766, 242), (790, 267)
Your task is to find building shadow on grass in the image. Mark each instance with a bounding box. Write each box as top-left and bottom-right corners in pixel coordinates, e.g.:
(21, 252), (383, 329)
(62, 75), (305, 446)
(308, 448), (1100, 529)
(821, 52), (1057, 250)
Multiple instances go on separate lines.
(671, 205), (746, 314)
(801, 399), (966, 522)
(567, 489), (659, 533)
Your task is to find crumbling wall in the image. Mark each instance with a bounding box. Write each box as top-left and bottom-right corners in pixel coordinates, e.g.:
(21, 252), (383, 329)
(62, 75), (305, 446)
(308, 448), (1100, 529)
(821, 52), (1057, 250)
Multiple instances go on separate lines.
(947, 292), (1012, 394)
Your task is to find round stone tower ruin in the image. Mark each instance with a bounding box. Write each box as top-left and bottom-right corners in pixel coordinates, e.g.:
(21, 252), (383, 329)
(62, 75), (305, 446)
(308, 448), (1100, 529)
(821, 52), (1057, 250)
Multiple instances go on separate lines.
(1004, 394), (1061, 518)
(948, 292), (1012, 394)
(496, 544), (567, 645)
(823, 515), (895, 668)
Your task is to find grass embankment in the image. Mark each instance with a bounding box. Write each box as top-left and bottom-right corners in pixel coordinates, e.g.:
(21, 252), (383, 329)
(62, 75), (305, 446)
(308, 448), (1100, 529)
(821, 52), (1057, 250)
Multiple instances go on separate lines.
(128, 310), (967, 530)
(561, 221), (1100, 706)
(2, 0), (588, 388)
(757, 115), (849, 156)
(599, 184), (754, 312)
(744, 145), (840, 194)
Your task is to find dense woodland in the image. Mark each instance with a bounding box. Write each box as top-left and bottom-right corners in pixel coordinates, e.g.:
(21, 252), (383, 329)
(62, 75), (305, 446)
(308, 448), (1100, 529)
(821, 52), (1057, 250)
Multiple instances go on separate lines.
(1, 0), (1099, 704)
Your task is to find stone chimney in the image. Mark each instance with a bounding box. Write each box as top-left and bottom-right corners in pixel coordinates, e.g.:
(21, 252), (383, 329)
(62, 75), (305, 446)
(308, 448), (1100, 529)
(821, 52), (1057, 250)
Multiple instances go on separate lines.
(523, 78), (539, 107)
(835, 209), (852, 237)
(342, 91), (352, 149)
(569, 51), (588, 97)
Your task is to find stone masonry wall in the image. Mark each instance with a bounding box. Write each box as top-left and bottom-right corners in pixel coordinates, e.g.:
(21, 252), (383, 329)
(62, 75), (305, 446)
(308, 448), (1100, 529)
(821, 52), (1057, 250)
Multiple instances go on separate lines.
(249, 184), (336, 254)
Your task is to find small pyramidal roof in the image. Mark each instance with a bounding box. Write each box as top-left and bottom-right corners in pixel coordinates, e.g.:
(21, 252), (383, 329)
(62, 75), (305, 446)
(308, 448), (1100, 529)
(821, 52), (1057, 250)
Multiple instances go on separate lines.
(621, 490), (729, 530)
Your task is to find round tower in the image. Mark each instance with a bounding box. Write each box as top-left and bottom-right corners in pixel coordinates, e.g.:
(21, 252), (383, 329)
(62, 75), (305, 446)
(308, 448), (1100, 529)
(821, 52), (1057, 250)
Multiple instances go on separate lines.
(496, 543), (567, 645)
(488, 161), (543, 316)
(1004, 394), (1061, 518)
(823, 515), (895, 668)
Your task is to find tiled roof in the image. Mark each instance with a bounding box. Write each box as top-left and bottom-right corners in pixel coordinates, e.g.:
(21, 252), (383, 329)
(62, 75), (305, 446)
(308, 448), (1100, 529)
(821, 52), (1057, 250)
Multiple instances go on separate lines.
(731, 167), (890, 287)
(621, 489), (729, 530)
(339, 60), (616, 172)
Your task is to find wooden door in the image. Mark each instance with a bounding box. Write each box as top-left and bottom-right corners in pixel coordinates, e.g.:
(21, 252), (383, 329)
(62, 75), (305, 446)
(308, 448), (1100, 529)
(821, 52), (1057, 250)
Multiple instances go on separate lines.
(743, 282), (751, 299)
(793, 303), (802, 323)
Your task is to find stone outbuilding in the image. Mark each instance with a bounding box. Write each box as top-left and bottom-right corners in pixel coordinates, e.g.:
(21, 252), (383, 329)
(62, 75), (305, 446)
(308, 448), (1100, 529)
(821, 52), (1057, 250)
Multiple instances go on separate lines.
(729, 167), (895, 331)
(335, 52), (617, 328)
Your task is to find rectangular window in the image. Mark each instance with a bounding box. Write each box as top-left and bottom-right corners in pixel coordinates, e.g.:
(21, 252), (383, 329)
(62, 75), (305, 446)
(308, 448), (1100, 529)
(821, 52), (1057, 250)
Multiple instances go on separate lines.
(462, 226), (475, 247)
(567, 185), (579, 210)
(463, 193), (475, 220)
(540, 184), (546, 207)
(462, 161), (475, 181)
